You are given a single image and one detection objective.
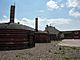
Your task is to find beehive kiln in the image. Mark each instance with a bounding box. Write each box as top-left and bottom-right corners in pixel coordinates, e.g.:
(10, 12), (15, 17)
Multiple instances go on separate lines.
(0, 5), (35, 49)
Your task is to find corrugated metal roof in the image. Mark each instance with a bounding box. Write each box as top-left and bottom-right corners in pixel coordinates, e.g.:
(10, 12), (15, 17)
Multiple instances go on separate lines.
(0, 23), (34, 31)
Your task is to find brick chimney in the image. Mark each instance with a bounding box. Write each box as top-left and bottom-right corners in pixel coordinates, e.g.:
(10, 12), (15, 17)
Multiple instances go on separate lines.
(10, 5), (15, 23)
(35, 17), (38, 32)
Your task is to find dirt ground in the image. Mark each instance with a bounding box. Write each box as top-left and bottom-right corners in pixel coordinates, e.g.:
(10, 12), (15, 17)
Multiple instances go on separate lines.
(0, 40), (80, 60)
(58, 39), (80, 47)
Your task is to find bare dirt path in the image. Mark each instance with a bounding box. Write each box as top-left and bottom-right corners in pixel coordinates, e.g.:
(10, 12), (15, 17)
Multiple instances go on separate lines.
(0, 40), (80, 60)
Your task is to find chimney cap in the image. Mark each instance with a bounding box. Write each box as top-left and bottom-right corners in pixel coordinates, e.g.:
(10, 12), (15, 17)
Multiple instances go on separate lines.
(35, 17), (38, 20)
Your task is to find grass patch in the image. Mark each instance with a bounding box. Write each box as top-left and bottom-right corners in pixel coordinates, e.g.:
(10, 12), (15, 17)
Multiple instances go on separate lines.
(64, 56), (71, 60)
(16, 51), (33, 57)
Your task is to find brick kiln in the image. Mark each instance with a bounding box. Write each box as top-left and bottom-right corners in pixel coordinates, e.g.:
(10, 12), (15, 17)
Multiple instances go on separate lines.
(0, 5), (35, 49)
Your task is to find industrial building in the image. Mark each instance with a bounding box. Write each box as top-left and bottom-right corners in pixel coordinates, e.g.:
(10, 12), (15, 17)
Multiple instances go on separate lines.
(0, 4), (51, 49)
(44, 25), (80, 40)
(0, 4), (80, 50)
(62, 30), (80, 39)
(44, 25), (60, 40)
(34, 18), (51, 43)
(0, 5), (35, 49)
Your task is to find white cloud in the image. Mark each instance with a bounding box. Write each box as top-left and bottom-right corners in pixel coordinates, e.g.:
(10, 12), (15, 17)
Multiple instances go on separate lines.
(15, 18), (35, 28)
(69, 8), (80, 17)
(47, 18), (71, 25)
(66, 0), (80, 17)
(67, 0), (80, 7)
(39, 10), (45, 13)
(46, 0), (64, 10)
(3, 15), (7, 18)
(60, 4), (64, 7)
(0, 18), (9, 23)
(0, 15), (9, 23)
(46, 0), (59, 10)
(32, 17), (71, 30)
(0, 17), (72, 30)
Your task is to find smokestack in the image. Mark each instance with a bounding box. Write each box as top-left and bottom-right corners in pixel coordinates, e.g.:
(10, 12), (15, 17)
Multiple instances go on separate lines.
(10, 5), (15, 23)
(35, 17), (38, 32)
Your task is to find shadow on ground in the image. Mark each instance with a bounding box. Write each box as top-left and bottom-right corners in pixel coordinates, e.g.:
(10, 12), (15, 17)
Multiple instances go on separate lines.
(0, 45), (35, 51)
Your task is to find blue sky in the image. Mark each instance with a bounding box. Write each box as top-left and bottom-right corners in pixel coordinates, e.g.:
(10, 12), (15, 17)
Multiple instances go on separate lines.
(0, 0), (80, 31)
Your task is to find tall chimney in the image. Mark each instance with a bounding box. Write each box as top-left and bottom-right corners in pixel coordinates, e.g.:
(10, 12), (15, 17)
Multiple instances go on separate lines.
(10, 5), (15, 23)
(35, 17), (38, 32)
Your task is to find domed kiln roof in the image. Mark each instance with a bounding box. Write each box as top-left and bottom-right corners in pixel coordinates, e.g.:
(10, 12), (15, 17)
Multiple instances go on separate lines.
(0, 23), (34, 31)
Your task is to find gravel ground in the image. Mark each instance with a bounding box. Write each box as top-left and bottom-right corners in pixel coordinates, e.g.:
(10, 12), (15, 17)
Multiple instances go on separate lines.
(0, 41), (80, 60)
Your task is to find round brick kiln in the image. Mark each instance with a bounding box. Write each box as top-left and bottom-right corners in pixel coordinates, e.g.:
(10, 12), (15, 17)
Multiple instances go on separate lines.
(0, 23), (35, 49)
